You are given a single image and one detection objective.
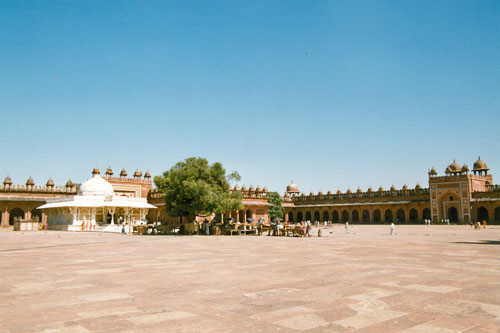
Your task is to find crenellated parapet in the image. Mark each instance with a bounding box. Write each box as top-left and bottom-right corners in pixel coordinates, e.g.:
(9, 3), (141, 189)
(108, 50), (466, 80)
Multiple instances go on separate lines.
(230, 185), (271, 199)
(1, 176), (78, 194)
(292, 186), (429, 203)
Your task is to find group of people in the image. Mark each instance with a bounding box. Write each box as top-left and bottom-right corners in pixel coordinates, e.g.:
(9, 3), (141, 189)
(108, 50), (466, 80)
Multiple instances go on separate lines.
(80, 220), (95, 231)
(470, 220), (487, 229)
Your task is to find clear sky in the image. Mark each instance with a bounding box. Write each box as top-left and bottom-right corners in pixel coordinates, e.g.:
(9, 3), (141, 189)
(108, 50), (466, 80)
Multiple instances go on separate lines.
(1, 0), (499, 193)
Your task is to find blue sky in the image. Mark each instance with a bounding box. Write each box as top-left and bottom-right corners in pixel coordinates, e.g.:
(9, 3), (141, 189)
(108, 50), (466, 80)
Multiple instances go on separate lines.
(1, 0), (499, 193)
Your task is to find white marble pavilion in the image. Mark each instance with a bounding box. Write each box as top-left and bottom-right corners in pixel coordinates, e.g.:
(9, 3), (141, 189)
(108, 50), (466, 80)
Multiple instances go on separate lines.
(38, 174), (156, 232)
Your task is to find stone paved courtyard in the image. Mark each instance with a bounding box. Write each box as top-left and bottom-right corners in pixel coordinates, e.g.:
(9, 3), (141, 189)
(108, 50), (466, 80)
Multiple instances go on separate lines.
(1, 225), (500, 332)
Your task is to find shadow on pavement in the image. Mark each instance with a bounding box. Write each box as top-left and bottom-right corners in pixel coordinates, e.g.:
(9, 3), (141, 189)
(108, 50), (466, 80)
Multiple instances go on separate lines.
(454, 240), (500, 245)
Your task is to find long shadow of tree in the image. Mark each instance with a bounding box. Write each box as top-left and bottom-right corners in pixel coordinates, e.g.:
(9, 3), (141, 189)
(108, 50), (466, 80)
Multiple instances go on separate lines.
(454, 240), (500, 245)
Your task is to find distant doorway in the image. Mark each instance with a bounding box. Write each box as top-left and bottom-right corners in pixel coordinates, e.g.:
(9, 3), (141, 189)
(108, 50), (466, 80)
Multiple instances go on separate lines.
(448, 207), (458, 222)
(9, 208), (24, 225)
(297, 212), (303, 221)
(477, 207), (489, 222)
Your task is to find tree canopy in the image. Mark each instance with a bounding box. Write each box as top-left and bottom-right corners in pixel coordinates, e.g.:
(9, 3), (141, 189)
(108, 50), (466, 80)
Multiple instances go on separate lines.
(154, 157), (243, 222)
(268, 191), (284, 220)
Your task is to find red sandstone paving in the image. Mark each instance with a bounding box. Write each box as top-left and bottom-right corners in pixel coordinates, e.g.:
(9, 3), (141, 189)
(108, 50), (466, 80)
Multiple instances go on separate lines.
(1, 225), (500, 332)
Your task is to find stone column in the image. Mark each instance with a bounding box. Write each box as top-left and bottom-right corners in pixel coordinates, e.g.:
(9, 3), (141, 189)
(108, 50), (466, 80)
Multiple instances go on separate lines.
(236, 210), (239, 223)
(1, 209), (9, 227)
(90, 208), (96, 229)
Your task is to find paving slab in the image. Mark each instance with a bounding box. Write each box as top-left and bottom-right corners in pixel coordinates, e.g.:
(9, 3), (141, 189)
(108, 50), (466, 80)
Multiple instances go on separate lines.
(1, 225), (500, 332)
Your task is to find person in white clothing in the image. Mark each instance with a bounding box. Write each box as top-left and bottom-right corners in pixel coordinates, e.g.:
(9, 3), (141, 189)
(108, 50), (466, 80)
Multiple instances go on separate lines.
(390, 223), (397, 235)
(345, 222), (349, 234)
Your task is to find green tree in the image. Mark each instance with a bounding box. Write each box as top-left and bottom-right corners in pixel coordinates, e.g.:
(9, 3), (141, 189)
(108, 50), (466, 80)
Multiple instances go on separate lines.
(154, 157), (243, 223)
(268, 191), (284, 220)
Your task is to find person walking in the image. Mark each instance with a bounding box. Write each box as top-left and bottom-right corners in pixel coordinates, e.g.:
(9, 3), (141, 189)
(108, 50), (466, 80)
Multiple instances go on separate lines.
(390, 223), (397, 235)
(345, 222), (349, 234)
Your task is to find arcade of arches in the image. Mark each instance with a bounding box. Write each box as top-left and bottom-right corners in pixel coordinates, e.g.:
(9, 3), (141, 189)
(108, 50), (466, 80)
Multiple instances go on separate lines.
(286, 206), (433, 223)
(283, 158), (500, 224)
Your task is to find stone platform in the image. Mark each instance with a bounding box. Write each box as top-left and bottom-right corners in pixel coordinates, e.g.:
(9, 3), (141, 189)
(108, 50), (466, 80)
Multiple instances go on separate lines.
(1, 225), (500, 332)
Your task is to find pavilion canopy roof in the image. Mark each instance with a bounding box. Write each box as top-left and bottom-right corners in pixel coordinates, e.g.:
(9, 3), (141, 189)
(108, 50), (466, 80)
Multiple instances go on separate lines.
(38, 195), (156, 210)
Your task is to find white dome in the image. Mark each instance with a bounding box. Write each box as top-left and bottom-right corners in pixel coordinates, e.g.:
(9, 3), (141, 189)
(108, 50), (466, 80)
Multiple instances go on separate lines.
(78, 175), (115, 196)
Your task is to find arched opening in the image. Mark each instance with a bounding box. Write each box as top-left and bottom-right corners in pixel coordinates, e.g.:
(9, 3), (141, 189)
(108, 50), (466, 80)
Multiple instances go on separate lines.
(362, 210), (370, 222)
(423, 208), (431, 221)
(352, 210), (359, 223)
(246, 209), (252, 220)
(31, 209), (42, 222)
(288, 212), (294, 222)
(305, 211), (311, 221)
(341, 210), (349, 222)
(384, 209), (393, 222)
(494, 206), (500, 223)
(9, 208), (24, 225)
(396, 209), (405, 223)
(314, 211), (320, 222)
(297, 212), (303, 222)
(373, 209), (381, 223)
(322, 211), (329, 221)
(448, 207), (459, 222)
(332, 211), (339, 222)
(477, 207), (489, 222)
(409, 209), (418, 222)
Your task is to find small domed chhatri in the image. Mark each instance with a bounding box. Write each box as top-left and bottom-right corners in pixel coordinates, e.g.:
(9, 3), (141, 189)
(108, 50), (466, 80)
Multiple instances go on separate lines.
(92, 166), (100, 175)
(415, 183), (422, 190)
(120, 168), (127, 177)
(428, 167), (437, 176)
(46, 178), (54, 187)
(378, 186), (384, 192)
(105, 167), (113, 176)
(133, 169), (142, 178)
(326, 190), (332, 195)
(66, 179), (74, 187)
(249, 185), (255, 192)
(26, 176), (35, 186)
(356, 187), (362, 194)
(473, 156), (489, 175)
(336, 189), (342, 194)
(402, 184), (408, 191)
(390, 185), (397, 192)
(286, 180), (300, 193)
(449, 160), (461, 171)
(263, 186), (268, 192)
(3, 175), (12, 185)
(367, 186), (373, 193)
(317, 191), (323, 196)
(144, 170), (151, 179)
(346, 188), (352, 194)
